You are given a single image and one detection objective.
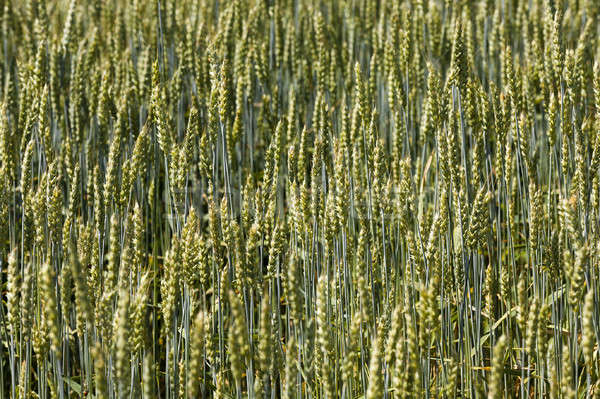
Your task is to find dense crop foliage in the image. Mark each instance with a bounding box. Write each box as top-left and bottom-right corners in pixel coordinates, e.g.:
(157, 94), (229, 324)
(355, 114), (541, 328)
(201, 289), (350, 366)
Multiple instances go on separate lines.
(1, 0), (600, 397)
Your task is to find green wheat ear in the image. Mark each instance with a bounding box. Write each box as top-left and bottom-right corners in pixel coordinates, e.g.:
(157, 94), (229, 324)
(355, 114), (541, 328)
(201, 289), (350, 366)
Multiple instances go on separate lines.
(2, 0), (600, 397)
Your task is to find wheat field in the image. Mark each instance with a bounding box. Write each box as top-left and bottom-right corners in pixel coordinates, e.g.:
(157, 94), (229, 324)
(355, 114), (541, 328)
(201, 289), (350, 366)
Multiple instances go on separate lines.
(1, 0), (600, 398)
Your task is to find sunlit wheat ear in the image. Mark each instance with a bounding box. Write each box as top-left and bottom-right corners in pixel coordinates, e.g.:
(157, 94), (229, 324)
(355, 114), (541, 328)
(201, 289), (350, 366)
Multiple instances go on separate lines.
(257, 295), (273, 377)
(92, 342), (108, 399)
(489, 335), (508, 399)
(228, 289), (249, 393)
(6, 248), (20, 336)
(113, 286), (131, 397)
(70, 240), (94, 337)
(188, 310), (207, 398)
(366, 325), (384, 399)
(130, 272), (151, 352)
(40, 260), (61, 356)
(582, 288), (596, 374)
